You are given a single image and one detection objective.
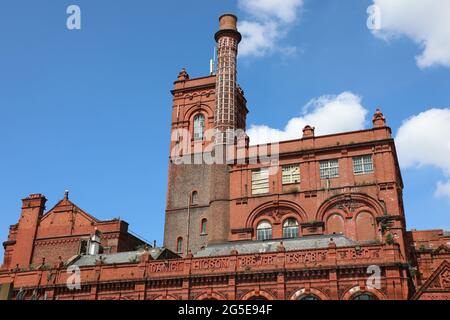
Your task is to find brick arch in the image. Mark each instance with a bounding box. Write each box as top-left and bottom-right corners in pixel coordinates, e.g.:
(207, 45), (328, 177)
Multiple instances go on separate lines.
(153, 294), (178, 300)
(195, 292), (226, 300)
(240, 290), (275, 300)
(315, 193), (385, 222)
(185, 104), (214, 123)
(246, 200), (308, 229)
(341, 286), (386, 300)
(289, 287), (330, 300)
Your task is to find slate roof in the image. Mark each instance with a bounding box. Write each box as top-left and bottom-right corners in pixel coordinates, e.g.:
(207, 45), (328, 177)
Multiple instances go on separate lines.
(194, 234), (372, 257)
(71, 247), (179, 267)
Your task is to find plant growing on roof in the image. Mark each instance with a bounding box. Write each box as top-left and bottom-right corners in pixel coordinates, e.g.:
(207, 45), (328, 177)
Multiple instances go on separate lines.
(129, 256), (139, 263)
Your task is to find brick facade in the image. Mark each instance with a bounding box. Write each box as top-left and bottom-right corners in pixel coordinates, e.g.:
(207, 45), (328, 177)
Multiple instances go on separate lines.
(1, 192), (146, 271)
(0, 13), (448, 300)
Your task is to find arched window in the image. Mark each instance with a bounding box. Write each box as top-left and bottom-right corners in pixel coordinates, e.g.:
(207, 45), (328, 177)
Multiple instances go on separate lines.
(351, 292), (377, 300)
(193, 114), (205, 141)
(191, 191), (198, 205)
(299, 295), (320, 300)
(176, 237), (183, 254)
(283, 218), (299, 238)
(256, 220), (272, 241)
(201, 218), (207, 235)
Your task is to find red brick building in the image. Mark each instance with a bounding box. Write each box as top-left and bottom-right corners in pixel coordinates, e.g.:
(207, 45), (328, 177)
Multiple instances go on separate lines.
(0, 14), (449, 301)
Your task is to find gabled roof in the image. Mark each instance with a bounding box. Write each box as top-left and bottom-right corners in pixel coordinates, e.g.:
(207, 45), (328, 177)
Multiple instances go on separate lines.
(433, 244), (450, 255)
(412, 260), (450, 300)
(40, 196), (100, 224)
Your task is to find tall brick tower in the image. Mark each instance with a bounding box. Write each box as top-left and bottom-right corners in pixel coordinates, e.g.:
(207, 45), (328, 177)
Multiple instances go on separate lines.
(214, 14), (242, 145)
(163, 14), (247, 257)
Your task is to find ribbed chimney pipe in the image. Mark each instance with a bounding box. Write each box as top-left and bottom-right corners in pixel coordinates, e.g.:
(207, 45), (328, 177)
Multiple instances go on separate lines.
(214, 14), (242, 145)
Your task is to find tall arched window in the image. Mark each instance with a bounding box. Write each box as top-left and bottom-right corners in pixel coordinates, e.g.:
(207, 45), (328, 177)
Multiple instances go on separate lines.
(201, 218), (207, 235)
(256, 220), (272, 240)
(191, 191), (198, 205)
(283, 218), (299, 238)
(176, 237), (183, 254)
(193, 114), (205, 141)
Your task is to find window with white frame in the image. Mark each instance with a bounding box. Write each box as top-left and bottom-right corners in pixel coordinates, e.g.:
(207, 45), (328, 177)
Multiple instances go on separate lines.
(353, 155), (374, 175)
(252, 168), (269, 195)
(283, 218), (299, 238)
(282, 165), (300, 185)
(193, 114), (205, 141)
(320, 159), (339, 179)
(256, 220), (272, 240)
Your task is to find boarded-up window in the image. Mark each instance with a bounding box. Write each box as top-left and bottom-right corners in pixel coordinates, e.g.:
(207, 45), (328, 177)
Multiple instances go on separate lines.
(252, 168), (269, 195)
(356, 212), (377, 241)
(327, 214), (345, 235)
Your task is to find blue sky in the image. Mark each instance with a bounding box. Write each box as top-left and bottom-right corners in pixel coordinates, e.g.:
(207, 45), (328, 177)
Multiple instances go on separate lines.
(0, 0), (449, 258)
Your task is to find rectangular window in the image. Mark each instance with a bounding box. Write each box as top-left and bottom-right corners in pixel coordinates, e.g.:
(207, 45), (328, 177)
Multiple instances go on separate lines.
(353, 155), (374, 175)
(283, 227), (299, 239)
(320, 159), (339, 179)
(79, 240), (88, 255)
(252, 168), (269, 195)
(257, 228), (272, 241)
(282, 165), (300, 185)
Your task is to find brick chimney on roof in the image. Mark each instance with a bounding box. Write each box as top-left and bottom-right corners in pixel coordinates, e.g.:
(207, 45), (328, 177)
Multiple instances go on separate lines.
(372, 108), (386, 127)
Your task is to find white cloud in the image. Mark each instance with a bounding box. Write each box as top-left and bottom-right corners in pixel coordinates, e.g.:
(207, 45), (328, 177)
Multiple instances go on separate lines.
(247, 92), (368, 145)
(370, 0), (450, 68)
(238, 20), (279, 57)
(238, 0), (304, 57)
(436, 180), (450, 198)
(395, 108), (450, 198)
(239, 0), (303, 23)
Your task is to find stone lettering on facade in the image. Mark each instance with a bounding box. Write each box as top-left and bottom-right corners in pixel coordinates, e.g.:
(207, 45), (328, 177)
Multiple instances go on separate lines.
(191, 258), (230, 271)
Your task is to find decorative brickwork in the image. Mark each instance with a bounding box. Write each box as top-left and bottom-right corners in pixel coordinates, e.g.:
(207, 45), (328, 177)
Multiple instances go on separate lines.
(0, 13), (448, 301)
